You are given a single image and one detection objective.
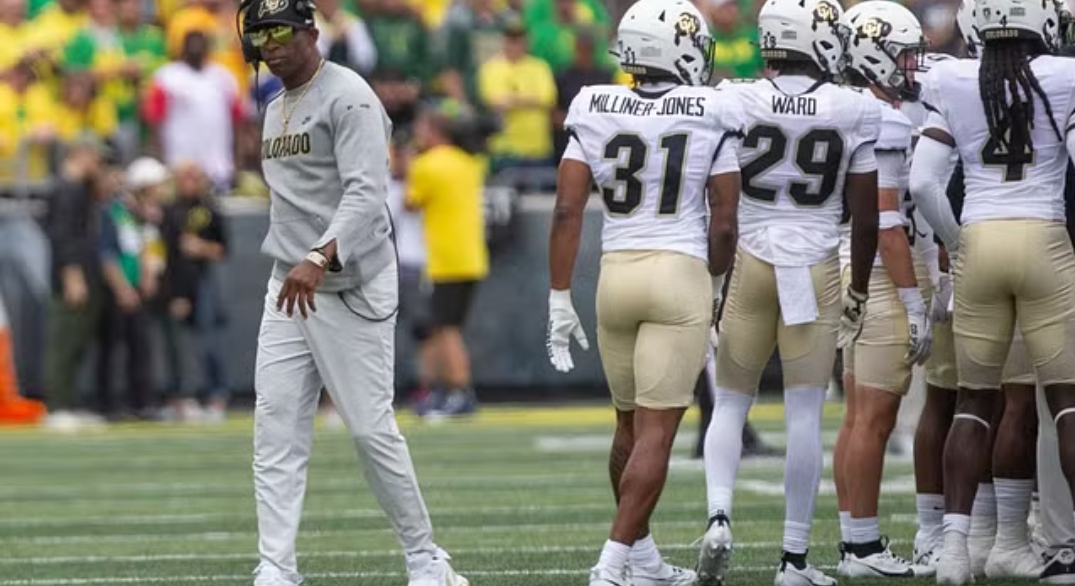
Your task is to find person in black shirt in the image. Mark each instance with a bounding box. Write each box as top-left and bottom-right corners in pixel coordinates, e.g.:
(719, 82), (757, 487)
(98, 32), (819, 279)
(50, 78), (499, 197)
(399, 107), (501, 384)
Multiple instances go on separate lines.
(42, 138), (109, 424)
(551, 30), (612, 162)
(161, 160), (230, 423)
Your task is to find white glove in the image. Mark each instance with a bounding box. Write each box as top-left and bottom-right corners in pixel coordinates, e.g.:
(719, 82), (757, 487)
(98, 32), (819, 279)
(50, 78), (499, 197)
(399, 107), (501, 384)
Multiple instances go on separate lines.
(899, 287), (933, 365)
(837, 286), (868, 349)
(930, 274), (953, 324)
(710, 274), (726, 350)
(547, 289), (589, 373)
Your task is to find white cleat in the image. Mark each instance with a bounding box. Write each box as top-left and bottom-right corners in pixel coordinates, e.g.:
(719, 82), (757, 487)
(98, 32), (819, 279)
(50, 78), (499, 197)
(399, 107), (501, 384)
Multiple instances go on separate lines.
(967, 530), (994, 577)
(936, 533), (973, 585)
(696, 513), (732, 586)
(984, 544), (1046, 579)
(628, 561), (697, 586)
(774, 557), (837, 586)
(1041, 548), (1075, 585)
(843, 540), (934, 578)
(407, 550), (469, 586)
(591, 565), (629, 586)
(914, 530), (942, 570)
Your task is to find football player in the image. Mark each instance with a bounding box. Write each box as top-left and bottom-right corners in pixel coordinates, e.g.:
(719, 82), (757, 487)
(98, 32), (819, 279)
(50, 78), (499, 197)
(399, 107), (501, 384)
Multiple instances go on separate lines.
(695, 0), (882, 583)
(545, 0), (745, 585)
(908, 0), (1075, 581)
(832, 2), (934, 578)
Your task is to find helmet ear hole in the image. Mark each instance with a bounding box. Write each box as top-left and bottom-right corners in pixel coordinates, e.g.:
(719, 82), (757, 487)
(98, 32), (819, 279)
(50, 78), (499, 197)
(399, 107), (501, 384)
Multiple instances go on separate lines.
(681, 54), (696, 63)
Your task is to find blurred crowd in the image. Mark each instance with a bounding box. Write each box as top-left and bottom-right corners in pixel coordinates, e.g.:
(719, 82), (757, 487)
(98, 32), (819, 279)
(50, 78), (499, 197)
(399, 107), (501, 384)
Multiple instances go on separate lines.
(0, 0), (976, 427)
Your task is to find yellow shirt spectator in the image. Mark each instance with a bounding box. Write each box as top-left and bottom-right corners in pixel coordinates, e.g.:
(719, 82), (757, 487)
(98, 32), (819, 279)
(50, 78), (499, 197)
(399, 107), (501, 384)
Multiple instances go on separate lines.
(0, 23), (27, 73)
(478, 45), (557, 161)
(23, 1), (86, 59)
(406, 144), (489, 282)
(0, 80), (59, 182)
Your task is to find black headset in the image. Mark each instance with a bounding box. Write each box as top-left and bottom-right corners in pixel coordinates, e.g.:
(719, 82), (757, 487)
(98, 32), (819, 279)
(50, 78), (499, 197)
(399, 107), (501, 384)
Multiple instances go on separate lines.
(236, 0), (316, 65)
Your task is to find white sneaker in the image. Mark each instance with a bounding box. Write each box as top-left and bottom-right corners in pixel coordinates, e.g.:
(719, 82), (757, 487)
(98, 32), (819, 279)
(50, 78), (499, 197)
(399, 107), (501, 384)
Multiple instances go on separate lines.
(936, 533), (973, 585)
(836, 542), (850, 577)
(983, 544), (1045, 579)
(774, 556), (836, 586)
(914, 529), (942, 570)
(407, 550), (468, 586)
(696, 513), (732, 586)
(627, 561), (696, 586)
(843, 540), (933, 578)
(252, 562), (301, 586)
(967, 528), (994, 576)
(590, 565), (628, 586)
(44, 410), (82, 433)
(1041, 548), (1075, 585)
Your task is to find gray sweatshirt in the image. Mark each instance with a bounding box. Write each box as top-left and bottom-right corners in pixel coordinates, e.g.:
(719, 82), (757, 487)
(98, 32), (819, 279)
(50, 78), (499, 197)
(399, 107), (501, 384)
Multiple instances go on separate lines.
(260, 61), (394, 292)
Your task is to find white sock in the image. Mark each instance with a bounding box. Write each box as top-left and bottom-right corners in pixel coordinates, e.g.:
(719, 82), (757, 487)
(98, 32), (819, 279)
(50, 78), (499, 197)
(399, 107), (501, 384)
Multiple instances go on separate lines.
(629, 534), (662, 573)
(970, 482), (997, 537)
(944, 513), (972, 536)
(598, 540), (631, 575)
(849, 516), (880, 545)
(784, 521), (810, 555)
(916, 493), (945, 545)
(994, 478), (1034, 548)
(839, 510), (852, 543)
(704, 387), (754, 519)
(783, 387), (825, 531)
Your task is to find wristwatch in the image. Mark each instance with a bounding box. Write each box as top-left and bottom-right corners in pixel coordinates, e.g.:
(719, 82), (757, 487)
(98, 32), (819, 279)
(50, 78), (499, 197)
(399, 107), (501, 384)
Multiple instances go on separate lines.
(305, 250), (329, 269)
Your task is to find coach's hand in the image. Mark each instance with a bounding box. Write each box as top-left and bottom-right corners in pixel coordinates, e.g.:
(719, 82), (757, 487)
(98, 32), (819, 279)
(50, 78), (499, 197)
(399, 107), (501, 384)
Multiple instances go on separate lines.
(547, 289), (589, 373)
(837, 286), (867, 349)
(277, 261), (325, 319)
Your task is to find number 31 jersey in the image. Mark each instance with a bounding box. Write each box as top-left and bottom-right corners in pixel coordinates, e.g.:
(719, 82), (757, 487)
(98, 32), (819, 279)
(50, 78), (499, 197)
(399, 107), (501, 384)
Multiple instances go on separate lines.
(922, 57), (1075, 225)
(719, 77), (882, 267)
(562, 84), (746, 262)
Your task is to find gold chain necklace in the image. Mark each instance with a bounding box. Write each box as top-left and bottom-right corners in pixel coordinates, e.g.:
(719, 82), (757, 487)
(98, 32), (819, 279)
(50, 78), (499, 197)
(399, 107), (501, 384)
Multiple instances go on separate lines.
(281, 60), (325, 135)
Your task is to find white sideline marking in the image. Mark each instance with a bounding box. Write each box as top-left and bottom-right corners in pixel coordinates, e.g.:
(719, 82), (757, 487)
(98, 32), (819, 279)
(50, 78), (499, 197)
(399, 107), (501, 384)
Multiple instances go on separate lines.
(0, 564), (851, 585)
(0, 540), (914, 566)
(737, 476), (918, 497)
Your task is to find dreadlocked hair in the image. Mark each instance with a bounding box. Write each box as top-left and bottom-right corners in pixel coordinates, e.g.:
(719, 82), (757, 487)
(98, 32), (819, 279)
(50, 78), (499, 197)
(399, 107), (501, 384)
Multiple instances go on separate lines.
(978, 38), (1063, 157)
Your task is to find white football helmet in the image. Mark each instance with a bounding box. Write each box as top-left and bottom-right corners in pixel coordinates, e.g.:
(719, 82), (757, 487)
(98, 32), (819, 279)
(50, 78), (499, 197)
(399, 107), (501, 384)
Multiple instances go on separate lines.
(843, 1), (928, 94)
(757, 0), (847, 76)
(613, 0), (715, 86)
(976, 0), (1063, 50)
(955, 0), (983, 58)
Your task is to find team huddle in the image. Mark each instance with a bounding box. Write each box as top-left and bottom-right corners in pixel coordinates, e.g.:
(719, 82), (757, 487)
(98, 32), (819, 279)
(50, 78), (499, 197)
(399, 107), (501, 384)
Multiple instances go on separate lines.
(546, 0), (1075, 585)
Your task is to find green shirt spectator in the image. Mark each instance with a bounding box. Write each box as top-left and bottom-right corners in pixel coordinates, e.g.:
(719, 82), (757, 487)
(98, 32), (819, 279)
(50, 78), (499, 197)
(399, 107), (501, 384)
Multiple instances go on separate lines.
(440, 0), (515, 106)
(701, 0), (764, 81)
(525, 0), (611, 73)
(365, 0), (429, 83)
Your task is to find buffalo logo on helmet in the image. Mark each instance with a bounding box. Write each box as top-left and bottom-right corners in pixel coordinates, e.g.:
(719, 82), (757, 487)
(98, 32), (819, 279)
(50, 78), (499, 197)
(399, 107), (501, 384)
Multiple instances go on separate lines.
(258, 0), (288, 18)
(673, 12), (701, 46)
(857, 16), (893, 41)
(811, 1), (839, 30)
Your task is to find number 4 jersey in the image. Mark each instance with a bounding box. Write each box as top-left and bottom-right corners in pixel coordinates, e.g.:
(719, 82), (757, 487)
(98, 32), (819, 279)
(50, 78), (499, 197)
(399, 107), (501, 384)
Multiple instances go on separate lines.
(719, 76), (882, 267)
(923, 56), (1075, 225)
(562, 84), (746, 261)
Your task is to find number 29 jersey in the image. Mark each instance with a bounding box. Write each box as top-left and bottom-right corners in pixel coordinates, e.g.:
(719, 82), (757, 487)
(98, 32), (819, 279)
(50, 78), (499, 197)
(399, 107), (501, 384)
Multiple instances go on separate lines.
(562, 84), (746, 261)
(923, 57), (1075, 225)
(719, 76), (882, 267)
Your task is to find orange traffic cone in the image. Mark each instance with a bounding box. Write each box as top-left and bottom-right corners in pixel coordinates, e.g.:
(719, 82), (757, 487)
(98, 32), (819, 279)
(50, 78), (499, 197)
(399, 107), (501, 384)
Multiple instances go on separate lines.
(0, 294), (46, 425)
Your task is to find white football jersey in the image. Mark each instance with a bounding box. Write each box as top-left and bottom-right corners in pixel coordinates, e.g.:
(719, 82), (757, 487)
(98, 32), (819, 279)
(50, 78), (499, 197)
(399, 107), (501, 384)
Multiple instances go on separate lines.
(562, 84), (745, 261)
(839, 99), (913, 270)
(923, 56), (1075, 225)
(720, 76), (882, 267)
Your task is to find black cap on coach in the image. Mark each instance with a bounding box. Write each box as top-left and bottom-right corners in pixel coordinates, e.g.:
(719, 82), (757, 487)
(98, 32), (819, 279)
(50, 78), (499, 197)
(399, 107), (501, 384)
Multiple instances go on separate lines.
(244, 0), (316, 32)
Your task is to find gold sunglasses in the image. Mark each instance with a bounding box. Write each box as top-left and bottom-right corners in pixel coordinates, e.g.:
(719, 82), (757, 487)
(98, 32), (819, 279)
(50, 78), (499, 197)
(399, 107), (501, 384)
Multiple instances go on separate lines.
(250, 25), (296, 48)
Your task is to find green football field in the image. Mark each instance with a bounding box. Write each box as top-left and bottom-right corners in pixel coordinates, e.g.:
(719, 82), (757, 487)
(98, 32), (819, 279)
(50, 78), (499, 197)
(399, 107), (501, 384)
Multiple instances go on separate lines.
(0, 403), (1004, 586)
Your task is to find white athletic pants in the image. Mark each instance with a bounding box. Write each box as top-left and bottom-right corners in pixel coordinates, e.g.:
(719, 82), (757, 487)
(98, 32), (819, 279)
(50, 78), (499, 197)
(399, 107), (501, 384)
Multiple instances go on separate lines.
(253, 263), (435, 581)
(1036, 383), (1075, 548)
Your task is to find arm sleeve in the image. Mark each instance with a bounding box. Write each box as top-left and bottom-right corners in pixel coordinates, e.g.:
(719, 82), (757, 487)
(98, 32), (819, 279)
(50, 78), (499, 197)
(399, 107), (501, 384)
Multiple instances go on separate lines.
(710, 92), (744, 176)
(312, 91), (391, 266)
(910, 136), (962, 251)
(876, 150), (905, 190)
